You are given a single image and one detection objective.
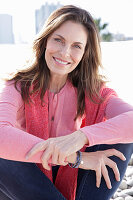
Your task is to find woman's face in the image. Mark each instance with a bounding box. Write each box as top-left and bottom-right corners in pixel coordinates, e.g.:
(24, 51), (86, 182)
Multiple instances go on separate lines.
(45, 20), (88, 76)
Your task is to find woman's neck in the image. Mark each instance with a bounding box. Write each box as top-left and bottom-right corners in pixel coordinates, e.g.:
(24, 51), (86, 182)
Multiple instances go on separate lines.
(49, 74), (68, 93)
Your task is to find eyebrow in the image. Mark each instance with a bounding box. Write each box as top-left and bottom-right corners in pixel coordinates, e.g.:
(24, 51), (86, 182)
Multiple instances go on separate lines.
(55, 34), (84, 45)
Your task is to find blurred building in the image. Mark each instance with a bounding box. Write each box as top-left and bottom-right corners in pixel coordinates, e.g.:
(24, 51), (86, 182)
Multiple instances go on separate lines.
(35, 2), (62, 34)
(112, 33), (133, 41)
(0, 14), (14, 44)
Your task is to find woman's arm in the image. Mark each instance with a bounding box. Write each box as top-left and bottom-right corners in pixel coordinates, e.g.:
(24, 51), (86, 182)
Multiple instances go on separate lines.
(80, 97), (133, 146)
(0, 81), (44, 163)
(105, 97), (133, 119)
(26, 97), (133, 167)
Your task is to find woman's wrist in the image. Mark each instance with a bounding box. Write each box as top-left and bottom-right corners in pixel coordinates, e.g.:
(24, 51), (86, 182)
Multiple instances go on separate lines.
(79, 152), (85, 168)
(68, 151), (82, 168)
(78, 130), (89, 145)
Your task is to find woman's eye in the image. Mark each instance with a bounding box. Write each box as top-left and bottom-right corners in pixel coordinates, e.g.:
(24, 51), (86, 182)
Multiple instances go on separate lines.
(74, 45), (81, 49)
(54, 38), (62, 42)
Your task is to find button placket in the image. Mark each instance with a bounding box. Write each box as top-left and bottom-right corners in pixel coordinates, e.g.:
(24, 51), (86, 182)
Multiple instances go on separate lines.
(51, 94), (57, 122)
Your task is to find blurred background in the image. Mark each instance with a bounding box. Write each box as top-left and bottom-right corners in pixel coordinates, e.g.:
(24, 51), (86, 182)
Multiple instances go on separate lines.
(0, 0), (133, 104)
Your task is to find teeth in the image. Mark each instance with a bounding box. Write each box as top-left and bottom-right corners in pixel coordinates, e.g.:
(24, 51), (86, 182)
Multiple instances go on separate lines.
(55, 58), (68, 65)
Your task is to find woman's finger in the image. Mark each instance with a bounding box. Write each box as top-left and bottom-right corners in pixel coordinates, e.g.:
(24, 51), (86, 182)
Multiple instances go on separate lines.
(25, 141), (47, 159)
(106, 158), (120, 182)
(102, 164), (112, 189)
(58, 150), (68, 165)
(95, 165), (102, 188)
(41, 147), (53, 170)
(104, 149), (126, 161)
(52, 145), (59, 165)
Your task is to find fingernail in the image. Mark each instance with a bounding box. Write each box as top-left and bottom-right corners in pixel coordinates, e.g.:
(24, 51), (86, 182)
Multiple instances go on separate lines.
(117, 177), (120, 181)
(123, 156), (126, 161)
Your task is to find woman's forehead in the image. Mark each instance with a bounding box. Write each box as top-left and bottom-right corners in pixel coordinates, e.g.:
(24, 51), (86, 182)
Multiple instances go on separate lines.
(50, 21), (88, 44)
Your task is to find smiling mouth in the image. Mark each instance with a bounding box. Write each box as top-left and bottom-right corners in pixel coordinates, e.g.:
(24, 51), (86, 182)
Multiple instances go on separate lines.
(53, 57), (71, 65)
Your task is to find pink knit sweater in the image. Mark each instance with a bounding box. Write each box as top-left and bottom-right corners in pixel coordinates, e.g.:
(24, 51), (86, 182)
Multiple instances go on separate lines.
(24, 80), (133, 200)
(0, 80), (133, 164)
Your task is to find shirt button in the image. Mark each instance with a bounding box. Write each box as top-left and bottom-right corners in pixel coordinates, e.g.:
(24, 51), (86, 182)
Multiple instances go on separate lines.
(51, 116), (54, 121)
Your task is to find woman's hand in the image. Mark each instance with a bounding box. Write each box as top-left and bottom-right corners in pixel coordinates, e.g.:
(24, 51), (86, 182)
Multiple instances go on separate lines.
(78, 149), (126, 189)
(25, 130), (88, 170)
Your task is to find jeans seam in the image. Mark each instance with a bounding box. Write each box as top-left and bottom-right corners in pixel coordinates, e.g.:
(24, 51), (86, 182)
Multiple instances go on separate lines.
(0, 180), (15, 200)
(76, 173), (88, 200)
(76, 145), (100, 200)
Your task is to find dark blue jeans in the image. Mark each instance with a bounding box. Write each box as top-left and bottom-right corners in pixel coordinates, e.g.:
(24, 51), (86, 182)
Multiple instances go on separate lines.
(0, 143), (132, 200)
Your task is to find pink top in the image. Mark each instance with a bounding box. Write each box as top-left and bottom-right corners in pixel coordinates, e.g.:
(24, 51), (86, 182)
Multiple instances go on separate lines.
(0, 81), (133, 163)
(48, 81), (84, 138)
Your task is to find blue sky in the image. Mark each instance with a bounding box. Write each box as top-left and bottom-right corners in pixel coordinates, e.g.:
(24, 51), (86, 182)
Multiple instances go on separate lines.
(0, 0), (133, 43)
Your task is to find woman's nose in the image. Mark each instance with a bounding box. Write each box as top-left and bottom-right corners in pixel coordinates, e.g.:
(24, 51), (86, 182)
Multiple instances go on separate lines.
(60, 45), (71, 57)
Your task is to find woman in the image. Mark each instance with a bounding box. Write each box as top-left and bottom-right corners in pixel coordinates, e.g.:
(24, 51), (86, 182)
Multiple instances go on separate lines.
(0, 5), (133, 200)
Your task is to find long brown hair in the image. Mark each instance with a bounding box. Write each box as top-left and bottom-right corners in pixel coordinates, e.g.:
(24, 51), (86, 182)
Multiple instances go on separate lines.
(10, 5), (105, 119)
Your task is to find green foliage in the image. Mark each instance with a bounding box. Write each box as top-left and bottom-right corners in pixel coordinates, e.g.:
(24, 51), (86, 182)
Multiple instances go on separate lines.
(94, 18), (113, 42)
(102, 33), (113, 42)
